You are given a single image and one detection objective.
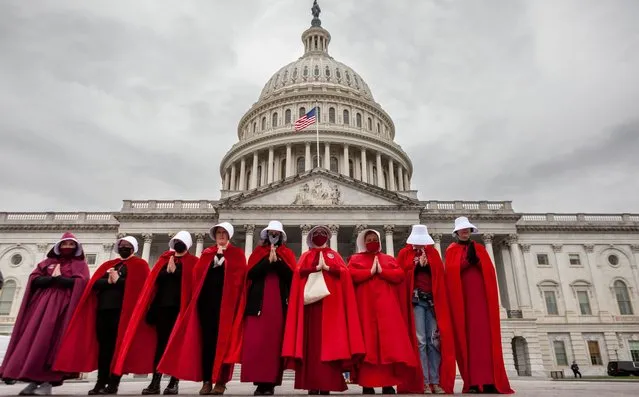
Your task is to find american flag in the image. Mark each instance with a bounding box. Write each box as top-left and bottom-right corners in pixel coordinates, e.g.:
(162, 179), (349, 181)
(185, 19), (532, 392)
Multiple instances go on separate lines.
(294, 107), (317, 131)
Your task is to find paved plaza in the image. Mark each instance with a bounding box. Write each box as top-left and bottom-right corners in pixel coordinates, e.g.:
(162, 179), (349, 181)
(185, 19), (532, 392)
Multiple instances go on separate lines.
(0, 379), (637, 396)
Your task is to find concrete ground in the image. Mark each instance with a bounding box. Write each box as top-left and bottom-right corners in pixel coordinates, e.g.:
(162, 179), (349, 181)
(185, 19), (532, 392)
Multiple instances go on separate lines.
(0, 379), (637, 396)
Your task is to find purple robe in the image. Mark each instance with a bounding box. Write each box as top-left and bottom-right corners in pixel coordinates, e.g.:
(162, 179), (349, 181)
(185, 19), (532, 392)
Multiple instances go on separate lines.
(0, 252), (89, 385)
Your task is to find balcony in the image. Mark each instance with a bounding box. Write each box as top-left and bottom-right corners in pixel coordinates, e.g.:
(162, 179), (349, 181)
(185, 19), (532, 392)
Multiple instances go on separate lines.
(121, 200), (217, 213)
(423, 200), (514, 213)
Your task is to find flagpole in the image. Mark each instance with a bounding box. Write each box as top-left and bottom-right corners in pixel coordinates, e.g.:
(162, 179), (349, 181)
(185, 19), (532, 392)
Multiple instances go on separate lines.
(315, 102), (320, 169)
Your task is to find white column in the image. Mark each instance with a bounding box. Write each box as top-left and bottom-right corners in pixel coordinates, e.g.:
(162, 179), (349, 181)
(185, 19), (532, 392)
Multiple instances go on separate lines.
(286, 144), (292, 177)
(508, 234), (532, 312)
(433, 234), (442, 255)
(629, 245), (639, 293)
(483, 233), (504, 309)
(223, 171), (230, 190)
(360, 148), (368, 183)
(404, 172), (410, 190)
(500, 242), (520, 311)
(230, 163), (236, 190)
(260, 160), (267, 185)
(244, 225), (255, 259)
(324, 143), (330, 170)
(384, 225), (395, 256)
(251, 152), (258, 189)
(388, 159), (396, 191)
(195, 233), (205, 257)
(329, 224), (339, 250)
(141, 233), (152, 262)
(397, 167), (405, 191)
(239, 157), (246, 191)
(305, 143), (312, 171)
(343, 145), (349, 177)
(267, 147), (274, 183)
(301, 224), (311, 253)
(376, 152), (383, 188)
(553, 244), (575, 317)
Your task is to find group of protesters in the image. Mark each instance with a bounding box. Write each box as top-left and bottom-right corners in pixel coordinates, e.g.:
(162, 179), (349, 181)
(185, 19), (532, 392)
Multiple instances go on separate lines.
(0, 216), (513, 395)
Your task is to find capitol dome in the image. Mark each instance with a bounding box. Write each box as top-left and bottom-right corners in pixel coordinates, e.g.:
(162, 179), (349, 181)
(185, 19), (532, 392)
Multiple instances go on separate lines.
(219, 3), (414, 198)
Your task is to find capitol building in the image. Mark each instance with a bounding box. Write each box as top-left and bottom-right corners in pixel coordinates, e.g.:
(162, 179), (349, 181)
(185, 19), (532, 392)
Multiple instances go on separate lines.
(1, 5), (638, 380)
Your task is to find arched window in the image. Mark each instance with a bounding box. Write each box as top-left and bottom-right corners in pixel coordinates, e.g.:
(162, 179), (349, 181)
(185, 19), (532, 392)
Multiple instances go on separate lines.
(348, 159), (354, 177)
(329, 107), (336, 123)
(383, 170), (389, 189)
(372, 166), (378, 185)
(299, 107), (306, 118)
(297, 157), (305, 174)
(261, 117), (267, 131)
(377, 122), (381, 134)
(272, 112), (278, 128)
(614, 280), (634, 315)
(343, 109), (350, 125)
(285, 109), (292, 124)
(368, 117), (373, 130)
(280, 159), (287, 179)
(257, 166), (263, 187)
(330, 156), (339, 173)
(0, 280), (17, 315)
(356, 113), (362, 128)
(253, 122), (257, 133)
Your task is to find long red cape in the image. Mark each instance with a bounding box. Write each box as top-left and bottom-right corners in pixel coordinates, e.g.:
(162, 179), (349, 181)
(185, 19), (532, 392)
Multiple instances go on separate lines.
(395, 245), (456, 394)
(445, 242), (513, 394)
(157, 244), (247, 382)
(347, 252), (415, 380)
(247, 244), (296, 273)
(53, 256), (150, 374)
(282, 248), (365, 371)
(113, 251), (198, 375)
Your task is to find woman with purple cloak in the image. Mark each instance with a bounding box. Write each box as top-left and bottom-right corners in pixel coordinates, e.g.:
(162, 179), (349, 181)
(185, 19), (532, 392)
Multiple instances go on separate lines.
(0, 232), (90, 395)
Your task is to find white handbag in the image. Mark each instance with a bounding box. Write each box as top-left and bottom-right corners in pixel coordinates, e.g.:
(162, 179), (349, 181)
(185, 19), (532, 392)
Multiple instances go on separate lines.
(304, 252), (331, 305)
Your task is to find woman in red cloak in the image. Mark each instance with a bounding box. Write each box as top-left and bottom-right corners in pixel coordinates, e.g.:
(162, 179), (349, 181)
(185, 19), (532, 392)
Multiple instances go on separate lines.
(157, 222), (246, 396)
(282, 225), (365, 395)
(0, 232), (89, 396)
(113, 230), (198, 395)
(396, 225), (455, 395)
(241, 220), (296, 396)
(347, 229), (415, 394)
(445, 217), (513, 394)
(53, 236), (151, 395)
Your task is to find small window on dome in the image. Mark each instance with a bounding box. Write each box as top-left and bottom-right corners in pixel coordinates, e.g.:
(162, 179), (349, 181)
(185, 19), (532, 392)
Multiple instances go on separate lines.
(293, 68), (298, 79)
(329, 107), (336, 123)
(299, 107), (306, 117)
(356, 113), (362, 128)
(262, 117), (267, 131)
(314, 66), (320, 78)
(368, 117), (372, 131)
(303, 66), (309, 78)
(325, 66), (331, 78)
(285, 109), (292, 124)
(335, 69), (341, 79)
(345, 71), (351, 83)
(343, 109), (350, 125)
(272, 112), (278, 128)
(253, 122), (257, 133)
(377, 122), (381, 133)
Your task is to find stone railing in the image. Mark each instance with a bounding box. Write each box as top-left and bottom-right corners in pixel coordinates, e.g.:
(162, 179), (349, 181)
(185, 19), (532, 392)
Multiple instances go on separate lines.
(520, 213), (639, 223)
(423, 200), (514, 212)
(121, 200), (217, 212)
(0, 212), (116, 223)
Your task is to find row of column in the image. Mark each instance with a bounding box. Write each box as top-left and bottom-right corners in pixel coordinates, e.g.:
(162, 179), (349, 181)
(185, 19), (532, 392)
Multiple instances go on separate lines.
(223, 143), (411, 192)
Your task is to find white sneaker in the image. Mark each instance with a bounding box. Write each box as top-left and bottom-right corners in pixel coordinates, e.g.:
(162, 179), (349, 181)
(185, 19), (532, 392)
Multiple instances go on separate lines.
(19, 383), (39, 396)
(432, 384), (445, 394)
(34, 383), (52, 396)
(424, 385), (432, 394)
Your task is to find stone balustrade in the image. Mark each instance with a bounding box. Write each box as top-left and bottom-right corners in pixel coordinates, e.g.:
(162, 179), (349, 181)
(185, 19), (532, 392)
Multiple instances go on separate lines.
(121, 200), (217, 212)
(0, 212), (116, 223)
(520, 213), (639, 223)
(424, 200), (514, 212)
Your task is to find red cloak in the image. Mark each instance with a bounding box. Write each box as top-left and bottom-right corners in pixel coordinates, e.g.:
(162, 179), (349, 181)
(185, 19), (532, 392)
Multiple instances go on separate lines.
(53, 256), (150, 374)
(247, 244), (296, 273)
(347, 252), (416, 386)
(157, 244), (247, 383)
(396, 245), (456, 394)
(445, 242), (513, 394)
(282, 248), (365, 371)
(113, 251), (198, 375)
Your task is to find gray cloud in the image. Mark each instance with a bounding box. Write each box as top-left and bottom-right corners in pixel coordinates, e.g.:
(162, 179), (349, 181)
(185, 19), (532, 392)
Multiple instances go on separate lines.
(0, 0), (638, 213)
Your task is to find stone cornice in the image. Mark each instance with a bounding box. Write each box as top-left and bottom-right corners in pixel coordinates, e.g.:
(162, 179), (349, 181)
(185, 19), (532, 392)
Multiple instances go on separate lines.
(0, 224), (119, 232)
(114, 213), (218, 222)
(516, 224), (639, 233)
(420, 213), (522, 222)
(218, 204), (420, 212)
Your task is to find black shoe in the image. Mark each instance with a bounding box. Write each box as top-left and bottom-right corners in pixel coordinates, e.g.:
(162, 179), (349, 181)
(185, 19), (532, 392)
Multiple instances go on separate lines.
(142, 373), (163, 395)
(163, 378), (179, 395)
(104, 385), (119, 395)
(88, 383), (107, 396)
(308, 392), (319, 396)
(254, 386), (265, 396)
(465, 386), (480, 394)
(382, 387), (395, 395)
(319, 392), (330, 396)
(363, 388), (375, 395)
(482, 384), (498, 394)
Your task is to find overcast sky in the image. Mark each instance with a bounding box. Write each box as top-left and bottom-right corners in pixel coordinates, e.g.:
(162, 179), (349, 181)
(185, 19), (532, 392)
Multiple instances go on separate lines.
(1, 0), (637, 213)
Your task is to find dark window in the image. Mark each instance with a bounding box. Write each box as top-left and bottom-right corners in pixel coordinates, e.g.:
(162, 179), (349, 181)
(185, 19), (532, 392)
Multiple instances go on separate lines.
(343, 109), (350, 125)
(285, 109), (292, 124)
(329, 107), (336, 123)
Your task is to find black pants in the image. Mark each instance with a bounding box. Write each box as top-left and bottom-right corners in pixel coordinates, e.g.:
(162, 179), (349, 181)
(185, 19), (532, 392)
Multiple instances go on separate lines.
(96, 309), (122, 385)
(198, 300), (222, 382)
(572, 370), (582, 378)
(154, 307), (180, 367)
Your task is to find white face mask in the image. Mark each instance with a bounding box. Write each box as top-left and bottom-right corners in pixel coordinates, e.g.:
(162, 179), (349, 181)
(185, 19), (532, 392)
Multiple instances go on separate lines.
(268, 234), (280, 245)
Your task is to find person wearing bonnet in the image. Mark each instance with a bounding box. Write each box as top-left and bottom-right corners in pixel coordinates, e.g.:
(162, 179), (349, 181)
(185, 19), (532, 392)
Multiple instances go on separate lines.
(282, 225), (364, 395)
(54, 235), (151, 395)
(444, 217), (513, 394)
(113, 231), (199, 395)
(396, 225), (455, 395)
(0, 232), (90, 396)
(157, 222), (247, 396)
(240, 221), (296, 396)
(347, 229), (415, 395)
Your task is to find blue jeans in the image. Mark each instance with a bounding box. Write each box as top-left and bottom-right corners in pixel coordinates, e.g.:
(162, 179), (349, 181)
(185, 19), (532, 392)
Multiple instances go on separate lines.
(414, 298), (441, 385)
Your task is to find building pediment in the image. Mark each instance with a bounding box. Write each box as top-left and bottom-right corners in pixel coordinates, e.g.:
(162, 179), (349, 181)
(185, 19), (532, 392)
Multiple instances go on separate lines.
(217, 169), (420, 209)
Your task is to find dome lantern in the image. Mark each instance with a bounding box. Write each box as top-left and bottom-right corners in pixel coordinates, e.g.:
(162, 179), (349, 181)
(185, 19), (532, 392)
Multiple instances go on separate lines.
(302, 1), (331, 56)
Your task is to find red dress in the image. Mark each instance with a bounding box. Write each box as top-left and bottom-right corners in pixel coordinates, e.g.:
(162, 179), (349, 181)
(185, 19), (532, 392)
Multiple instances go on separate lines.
(347, 252), (416, 387)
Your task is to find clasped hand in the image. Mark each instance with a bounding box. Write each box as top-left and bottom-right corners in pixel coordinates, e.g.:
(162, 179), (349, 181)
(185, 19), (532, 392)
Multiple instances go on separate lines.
(370, 256), (383, 274)
(107, 268), (120, 284)
(269, 245), (278, 263)
(418, 252), (429, 267)
(315, 253), (330, 271)
(167, 255), (177, 273)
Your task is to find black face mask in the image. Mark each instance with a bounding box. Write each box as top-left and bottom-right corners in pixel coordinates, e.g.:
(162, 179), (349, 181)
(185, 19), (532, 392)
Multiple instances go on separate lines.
(118, 247), (133, 259)
(173, 241), (187, 253)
